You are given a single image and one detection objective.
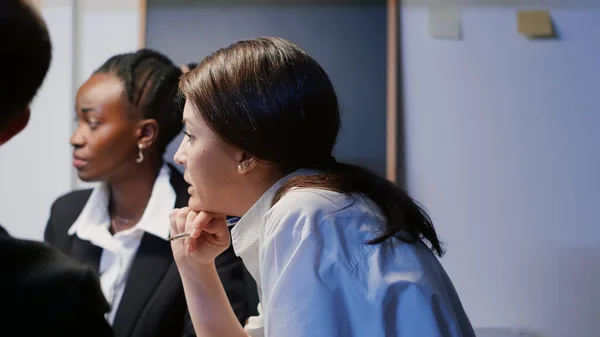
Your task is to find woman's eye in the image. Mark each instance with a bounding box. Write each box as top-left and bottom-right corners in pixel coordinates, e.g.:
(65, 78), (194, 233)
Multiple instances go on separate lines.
(183, 131), (194, 142)
(88, 119), (100, 129)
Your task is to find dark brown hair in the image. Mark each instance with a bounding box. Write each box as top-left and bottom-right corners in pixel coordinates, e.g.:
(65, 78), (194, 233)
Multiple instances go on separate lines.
(180, 37), (444, 256)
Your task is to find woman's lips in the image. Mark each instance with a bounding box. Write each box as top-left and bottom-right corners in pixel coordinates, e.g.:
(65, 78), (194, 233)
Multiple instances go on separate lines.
(72, 157), (88, 169)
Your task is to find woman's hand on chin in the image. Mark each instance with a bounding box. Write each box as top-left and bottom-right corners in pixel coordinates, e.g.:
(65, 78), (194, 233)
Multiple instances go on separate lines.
(169, 207), (230, 273)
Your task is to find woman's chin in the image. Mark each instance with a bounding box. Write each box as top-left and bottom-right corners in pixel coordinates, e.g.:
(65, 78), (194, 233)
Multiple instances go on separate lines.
(187, 196), (204, 212)
(76, 171), (99, 183)
(188, 196), (221, 214)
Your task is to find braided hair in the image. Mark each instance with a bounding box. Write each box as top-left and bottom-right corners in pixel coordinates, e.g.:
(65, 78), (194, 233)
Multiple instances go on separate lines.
(95, 49), (183, 153)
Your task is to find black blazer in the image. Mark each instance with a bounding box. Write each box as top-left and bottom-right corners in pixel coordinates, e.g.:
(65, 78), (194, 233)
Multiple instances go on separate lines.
(44, 165), (254, 337)
(0, 225), (113, 337)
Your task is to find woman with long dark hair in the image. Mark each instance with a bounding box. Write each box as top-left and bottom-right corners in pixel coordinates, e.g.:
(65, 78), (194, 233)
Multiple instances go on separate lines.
(170, 37), (474, 337)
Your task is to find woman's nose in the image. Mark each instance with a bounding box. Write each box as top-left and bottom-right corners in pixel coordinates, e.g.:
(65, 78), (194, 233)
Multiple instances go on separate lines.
(70, 127), (84, 148)
(173, 141), (186, 165)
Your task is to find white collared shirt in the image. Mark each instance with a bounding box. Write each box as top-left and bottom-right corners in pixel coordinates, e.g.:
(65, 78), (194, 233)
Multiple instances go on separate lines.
(232, 170), (475, 337)
(67, 164), (176, 324)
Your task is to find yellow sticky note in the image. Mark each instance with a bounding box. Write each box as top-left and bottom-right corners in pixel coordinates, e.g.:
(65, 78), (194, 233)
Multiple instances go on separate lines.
(517, 10), (555, 38)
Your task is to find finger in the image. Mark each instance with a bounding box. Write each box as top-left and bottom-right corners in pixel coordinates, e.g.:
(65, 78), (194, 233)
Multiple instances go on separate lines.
(190, 211), (215, 238)
(175, 207), (189, 234)
(169, 208), (181, 234)
(185, 211), (216, 253)
(186, 236), (196, 254)
(184, 236), (196, 253)
(169, 208), (179, 224)
(203, 217), (227, 235)
(169, 208), (179, 236)
(184, 210), (199, 252)
(204, 219), (231, 246)
(186, 210), (198, 233)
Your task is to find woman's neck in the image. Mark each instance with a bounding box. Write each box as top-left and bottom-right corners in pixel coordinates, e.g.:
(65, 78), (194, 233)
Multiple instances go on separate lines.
(232, 168), (285, 217)
(108, 158), (163, 231)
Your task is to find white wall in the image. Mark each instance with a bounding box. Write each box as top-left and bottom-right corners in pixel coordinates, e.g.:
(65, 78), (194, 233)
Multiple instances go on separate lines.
(73, 0), (142, 189)
(401, 7), (600, 337)
(0, 0), (142, 240)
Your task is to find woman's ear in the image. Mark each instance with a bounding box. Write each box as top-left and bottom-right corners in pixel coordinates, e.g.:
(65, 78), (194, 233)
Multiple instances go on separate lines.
(136, 119), (159, 148)
(236, 152), (256, 174)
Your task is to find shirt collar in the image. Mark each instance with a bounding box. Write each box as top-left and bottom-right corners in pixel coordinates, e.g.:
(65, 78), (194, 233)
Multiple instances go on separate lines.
(231, 168), (316, 257)
(68, 164), (176, 241)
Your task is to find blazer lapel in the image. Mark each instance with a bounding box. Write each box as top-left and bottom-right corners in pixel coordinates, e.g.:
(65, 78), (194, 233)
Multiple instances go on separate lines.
(70, 236), (103, 272)
(111, 233), (173, 337)
(111, 165), (189, 337)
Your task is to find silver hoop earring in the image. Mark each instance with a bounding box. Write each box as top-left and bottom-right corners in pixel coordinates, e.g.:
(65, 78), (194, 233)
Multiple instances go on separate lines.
(136, 144), (144, 163)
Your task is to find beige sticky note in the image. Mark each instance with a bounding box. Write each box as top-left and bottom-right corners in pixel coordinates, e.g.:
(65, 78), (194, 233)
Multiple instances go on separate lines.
(517, 10), (555, 38)
(429, 6), (461, 40)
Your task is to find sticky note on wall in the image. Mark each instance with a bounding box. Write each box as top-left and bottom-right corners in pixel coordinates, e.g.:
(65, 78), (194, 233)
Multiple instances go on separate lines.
(428, 6), (461, 40)
(517, 10), (556, 38)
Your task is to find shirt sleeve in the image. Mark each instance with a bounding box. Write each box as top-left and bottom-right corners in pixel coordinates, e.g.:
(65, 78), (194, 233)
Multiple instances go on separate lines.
(387, 282), (461, 337)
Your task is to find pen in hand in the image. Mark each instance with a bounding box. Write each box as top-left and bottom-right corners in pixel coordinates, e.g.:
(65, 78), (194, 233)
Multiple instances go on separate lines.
(168, 232), (190, 242)
(168, 216), (240, 242)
